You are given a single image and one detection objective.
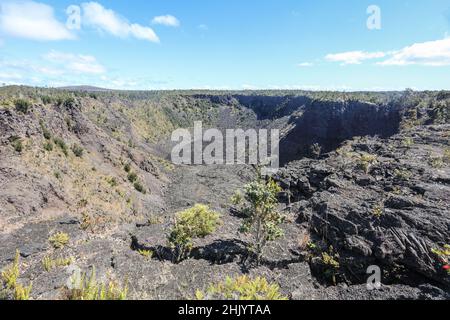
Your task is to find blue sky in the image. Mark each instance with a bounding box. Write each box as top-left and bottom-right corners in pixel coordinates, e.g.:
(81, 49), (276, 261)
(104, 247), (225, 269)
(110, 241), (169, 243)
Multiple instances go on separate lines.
(0, 0), (450, 90)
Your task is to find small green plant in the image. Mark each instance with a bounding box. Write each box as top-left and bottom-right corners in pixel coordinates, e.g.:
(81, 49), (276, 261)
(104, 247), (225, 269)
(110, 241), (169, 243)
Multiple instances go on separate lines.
(107, 177), (118, 187)
(53, 137), (68, 156)
(230, 191), (242, 206)
(49, 232), (69, 249)
(234, 176), (284, 265)
(43, 141), (53, 151)
(10, 137), (23, 153)
(39, 120), (52, 140)
(13, 283), (32, 300)
(357, 154), (377, 174)
(67, 267), (128, 300)
(372, 204), (384, 218)
(1, 250), (32, 300)
(137, 249), (153, 259)
(54, 171), (61, 180)
(124, 163), (131, 173)
(168, 204), (221, 263)
(394, 169), (412, 180)
(133, 181), (146, 194)
(71, 144), (84, 157)
(307, 241), (317, 251)
(42, 255), (73, 272)
(429, 157), (444, 168)
(402, 137), (414, 148)
(195, 275), (288, 300)
(321, 246), (340, 285)
(14, 99), (31, 113)
(1, 251), (20, 289)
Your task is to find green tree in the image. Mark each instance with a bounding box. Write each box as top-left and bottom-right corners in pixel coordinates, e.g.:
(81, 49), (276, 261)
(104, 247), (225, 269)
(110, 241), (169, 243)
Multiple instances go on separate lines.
(232, 176), (284, 265)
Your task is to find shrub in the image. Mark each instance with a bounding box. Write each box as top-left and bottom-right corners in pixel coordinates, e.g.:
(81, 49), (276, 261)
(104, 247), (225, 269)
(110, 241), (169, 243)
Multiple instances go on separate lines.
(124, 163), (131, 173)
(42, 255), (73, 272)
(1, 250), (32, 300)
(320, 246), (340, 285)
(1, 251), (20, 289)
(40, 122), (52, 140)
(127, 172), (138, 183)
(67, 268), (128, 300)
(62, 97), (76, 109)
(402, 138), (414, 148)
(41, 95), (53, 105)
(71, 144), (84, 157)
(107, 177), (118, 187)
(357, 154), (377, 174)
(14, 99), (31, 114)
(430, 101), (449, 124)
(233, 177), (283, 265)
(133, 181), (146, 194)
(429, 157), (444, 168)
(10, 137), (23, 153)
(195, 275), (287, 300)
(43, 141), (53, 152)
(49, 232), (69, 249)
(53, 137), (68, 156)
(230, 191), (242, 206)
(13, 283), (32, 300)
(394, 169), (412, 180)
(168, 204), (221, 263)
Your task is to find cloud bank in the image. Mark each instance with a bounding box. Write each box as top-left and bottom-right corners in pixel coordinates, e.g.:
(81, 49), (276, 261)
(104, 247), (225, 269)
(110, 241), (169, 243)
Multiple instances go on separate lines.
(0, 1), (73, 41)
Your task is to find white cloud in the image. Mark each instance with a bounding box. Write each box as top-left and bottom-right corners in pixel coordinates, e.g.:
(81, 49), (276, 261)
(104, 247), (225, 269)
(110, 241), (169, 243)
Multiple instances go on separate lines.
(81, 2), (159, 43)
(297, 62), (314, 67)
(378, 37), (450, 66)
(152, 15), (180, 27)
(325, 37), (450, 67)
(0, 1), (74, 41)
(325, 51), (386, 65)
(198, 24), (208, 31)
(44, 50), (106, 74)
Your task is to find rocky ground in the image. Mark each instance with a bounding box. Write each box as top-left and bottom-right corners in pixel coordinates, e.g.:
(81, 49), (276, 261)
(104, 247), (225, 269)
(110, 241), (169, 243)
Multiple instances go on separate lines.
(0, 87), (448, 300)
